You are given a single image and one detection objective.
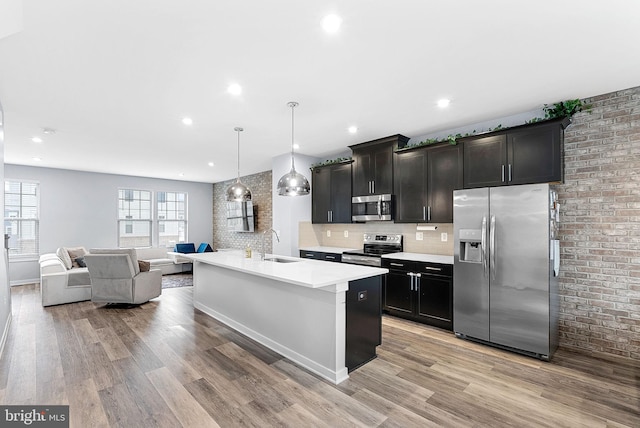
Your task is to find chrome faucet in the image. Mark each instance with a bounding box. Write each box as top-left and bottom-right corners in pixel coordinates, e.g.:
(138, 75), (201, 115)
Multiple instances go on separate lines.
(261, 228), (280, 260)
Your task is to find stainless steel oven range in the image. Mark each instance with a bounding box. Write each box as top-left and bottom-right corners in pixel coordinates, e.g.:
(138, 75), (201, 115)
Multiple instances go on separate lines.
(341, 233), (403, 267)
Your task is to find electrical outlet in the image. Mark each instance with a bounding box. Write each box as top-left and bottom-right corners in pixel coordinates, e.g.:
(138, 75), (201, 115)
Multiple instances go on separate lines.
(441, 232), (448, 242)
(343, 230), (349, 238)
(326, 230), (331, 238)
(416, 232), (423, 241)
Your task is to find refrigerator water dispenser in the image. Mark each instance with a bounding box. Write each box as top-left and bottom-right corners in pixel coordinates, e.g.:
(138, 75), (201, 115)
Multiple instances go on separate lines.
(459, 229), (483, 263)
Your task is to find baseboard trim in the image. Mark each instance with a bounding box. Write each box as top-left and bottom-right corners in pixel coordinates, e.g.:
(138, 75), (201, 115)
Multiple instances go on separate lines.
(10, 278), (39, 287)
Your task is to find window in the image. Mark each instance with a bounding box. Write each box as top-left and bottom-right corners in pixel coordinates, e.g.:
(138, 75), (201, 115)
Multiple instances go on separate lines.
(4, 180), (39, 258)
(117, 189), (187, 248)
(118, 189), (152, 247)
(157, 191), (187, 247)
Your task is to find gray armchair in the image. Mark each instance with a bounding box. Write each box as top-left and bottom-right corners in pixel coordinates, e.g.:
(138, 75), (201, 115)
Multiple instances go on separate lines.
(85, 248), (162, 304)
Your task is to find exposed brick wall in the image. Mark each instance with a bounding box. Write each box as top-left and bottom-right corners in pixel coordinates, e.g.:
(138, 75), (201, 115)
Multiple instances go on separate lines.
(212, 170), (273, 252)
(557, 86), (640, 359)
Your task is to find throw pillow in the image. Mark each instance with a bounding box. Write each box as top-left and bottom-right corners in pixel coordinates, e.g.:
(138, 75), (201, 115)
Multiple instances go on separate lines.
(56, 247), (73, 270)
(66, 246), (88, 268)
(75, 257), (87, 268)
(138, 260), (151, 272)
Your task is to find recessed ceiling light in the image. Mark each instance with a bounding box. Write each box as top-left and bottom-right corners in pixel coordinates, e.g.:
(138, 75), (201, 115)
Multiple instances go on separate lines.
(42, 128), (56, 134)
(348, 126), (358, 134)
(322, 14), (342, 33)
(31, 137), (43, 143)
(227, 83), (242, 96)
(208, 162), (215, 167)
(32, 157), (42, 162)
(437, 98), (451, 108)
(182, 117), (193, 126)
(178, 173), (185, 177)
(293, 143), (300, 150)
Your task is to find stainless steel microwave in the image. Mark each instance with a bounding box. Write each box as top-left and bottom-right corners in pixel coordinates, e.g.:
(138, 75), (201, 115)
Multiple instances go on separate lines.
(352, 194), (393, 222)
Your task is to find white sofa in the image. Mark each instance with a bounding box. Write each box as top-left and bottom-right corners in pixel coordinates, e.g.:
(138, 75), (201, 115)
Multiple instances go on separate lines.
(38, 246), (192, 307)
(39, 253), (92, 307)
(135, 247), (193, 275)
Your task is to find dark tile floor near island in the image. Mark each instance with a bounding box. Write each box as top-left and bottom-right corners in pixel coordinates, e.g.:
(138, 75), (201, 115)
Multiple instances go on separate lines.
(1, 284), (638, 427)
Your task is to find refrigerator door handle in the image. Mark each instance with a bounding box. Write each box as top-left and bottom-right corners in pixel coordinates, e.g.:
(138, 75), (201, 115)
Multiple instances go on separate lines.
(481, 216), (488, 277)
(490, 215), (496, 280)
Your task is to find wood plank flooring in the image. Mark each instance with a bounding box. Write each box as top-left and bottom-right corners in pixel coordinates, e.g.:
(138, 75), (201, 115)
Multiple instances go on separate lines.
(1, 283), (638, 427)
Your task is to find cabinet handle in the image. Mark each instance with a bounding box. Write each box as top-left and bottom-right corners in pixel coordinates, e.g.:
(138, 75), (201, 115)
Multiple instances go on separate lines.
(428, 206), (431, 222)
(327, 211), (331, 223)
(371, 180), (375, 194)
(424, 266), (442, 271)
(330, 211), (333, 222)
(422, 206), (426, 221)
(326, 255), (336, 259)
(304, 254), (315, 258)
(390, 262), (405, 267)
(501, 164), (506, 182)
(508, 164), (512, 182)
(406, 272), (414, 291)
(415, 273), (421, 291)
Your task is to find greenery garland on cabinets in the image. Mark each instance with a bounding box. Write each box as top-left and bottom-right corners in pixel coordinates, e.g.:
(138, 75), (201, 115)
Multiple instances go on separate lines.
(401, 98), (590, 151)
(310, 157), (352, 170)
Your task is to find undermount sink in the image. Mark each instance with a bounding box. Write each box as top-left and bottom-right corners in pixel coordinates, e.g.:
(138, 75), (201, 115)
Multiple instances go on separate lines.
(263, 257), (300, 264)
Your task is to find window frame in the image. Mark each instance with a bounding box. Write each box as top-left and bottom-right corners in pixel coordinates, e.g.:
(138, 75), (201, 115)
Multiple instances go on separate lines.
(4, 179), (40, 260)
(117, 188), (153, 248)
(156, 191), (188, 248)
(117, 189), (188, 248)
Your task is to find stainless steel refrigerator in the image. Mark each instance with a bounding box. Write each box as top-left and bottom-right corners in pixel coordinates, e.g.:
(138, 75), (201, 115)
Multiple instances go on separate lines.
(453, 183), (560, 360)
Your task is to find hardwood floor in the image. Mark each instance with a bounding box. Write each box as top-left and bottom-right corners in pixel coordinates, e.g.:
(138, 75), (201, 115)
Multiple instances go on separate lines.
(1, 284), (638, 427)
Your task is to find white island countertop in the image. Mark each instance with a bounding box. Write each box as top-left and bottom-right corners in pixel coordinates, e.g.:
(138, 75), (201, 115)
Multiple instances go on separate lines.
(185, 251), (387, 289)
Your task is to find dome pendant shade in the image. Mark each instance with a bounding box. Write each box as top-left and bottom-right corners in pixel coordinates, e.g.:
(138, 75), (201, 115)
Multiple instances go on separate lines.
(226, 178), (252, 201)
(277, 101), (310, 197)
(226, 127), (252, 202)
(277, 167), (310, 196)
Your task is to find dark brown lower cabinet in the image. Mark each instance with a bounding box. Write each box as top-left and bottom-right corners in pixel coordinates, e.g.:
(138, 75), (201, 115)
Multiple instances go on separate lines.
(382, 258), (453, 331)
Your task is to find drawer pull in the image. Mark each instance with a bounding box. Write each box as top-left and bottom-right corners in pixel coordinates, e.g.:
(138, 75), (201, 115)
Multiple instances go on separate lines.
(424, 266), (442, 271)
(390, 262), (405, 267)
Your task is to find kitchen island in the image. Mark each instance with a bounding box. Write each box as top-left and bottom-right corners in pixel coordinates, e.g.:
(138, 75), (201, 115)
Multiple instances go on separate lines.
(185, 251), (388, 384)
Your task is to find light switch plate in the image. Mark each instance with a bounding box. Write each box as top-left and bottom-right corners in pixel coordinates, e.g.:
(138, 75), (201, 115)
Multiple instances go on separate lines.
(416, 232), (423, 241)
(343, 230), (349, 238)
(326, 230), (331, 238)
(441, 232), (448, 242)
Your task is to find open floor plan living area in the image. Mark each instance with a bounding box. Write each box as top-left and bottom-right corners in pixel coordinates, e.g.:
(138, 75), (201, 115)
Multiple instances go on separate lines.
(1, 1), (639, 427)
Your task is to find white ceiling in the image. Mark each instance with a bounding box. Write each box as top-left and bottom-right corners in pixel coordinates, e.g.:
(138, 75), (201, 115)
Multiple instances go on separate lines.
(1, 1), (639, 183)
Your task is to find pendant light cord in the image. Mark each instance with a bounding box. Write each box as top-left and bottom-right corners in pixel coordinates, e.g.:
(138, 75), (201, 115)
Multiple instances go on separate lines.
(288, 102), (298, 170)
(234, 127), (243, 181)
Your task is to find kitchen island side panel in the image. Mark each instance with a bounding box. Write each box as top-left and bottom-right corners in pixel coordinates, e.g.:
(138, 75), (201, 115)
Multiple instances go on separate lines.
(192, 260), (349, 384)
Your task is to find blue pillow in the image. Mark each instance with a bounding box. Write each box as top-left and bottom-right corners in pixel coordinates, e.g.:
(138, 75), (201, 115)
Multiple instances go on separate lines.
(174, 243), (196, 253)
(197, 243), (213, 253)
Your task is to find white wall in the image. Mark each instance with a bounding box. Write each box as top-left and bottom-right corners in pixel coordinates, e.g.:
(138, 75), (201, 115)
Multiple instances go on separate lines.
(271, 153), (319, 257)
(0, 101), (11, 359)
(5, 164), (213, 284)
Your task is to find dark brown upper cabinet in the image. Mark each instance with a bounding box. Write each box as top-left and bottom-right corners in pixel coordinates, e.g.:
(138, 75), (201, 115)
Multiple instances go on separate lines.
(350, 134), (409, 196)
(463, 118), (569, 189)
(394, 143), (463, 223)
(311, 161), (352, 224)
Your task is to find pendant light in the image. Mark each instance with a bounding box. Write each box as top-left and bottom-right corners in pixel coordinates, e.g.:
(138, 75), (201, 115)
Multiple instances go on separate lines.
(226, 127), (252, 202)
(277, 101), (310, 196)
